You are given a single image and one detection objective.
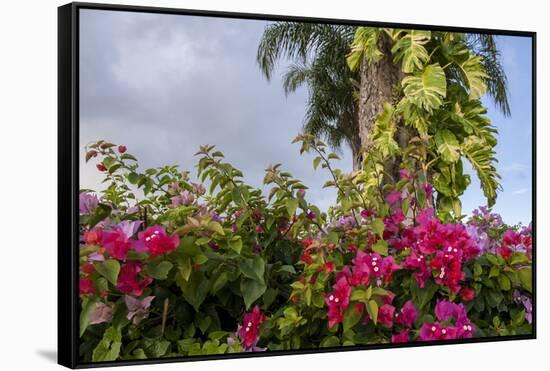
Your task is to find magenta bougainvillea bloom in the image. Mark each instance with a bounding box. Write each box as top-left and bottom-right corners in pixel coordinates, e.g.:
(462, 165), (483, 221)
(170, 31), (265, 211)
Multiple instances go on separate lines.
(419, 322), (457, 341)
(115, 262), (153, 296)
(395, 300), (418, 327)
(325, 276), (351, 328)
(102, 229), (132, 260)
(378, 304), (396, 327)
(392, 329), (411, 343)
(80, 278), (95, 295)
(399, 169), (412, 180)
(350, 251), (401, 286)
(385, 191), (403, 206)
(238, 305), (266, 348)
(133, 225), (180, 256)
(419, 300), (475, 341)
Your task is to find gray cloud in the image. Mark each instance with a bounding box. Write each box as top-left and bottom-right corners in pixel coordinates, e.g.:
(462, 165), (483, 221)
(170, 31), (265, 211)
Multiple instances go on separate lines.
(79, 9), (352, 209)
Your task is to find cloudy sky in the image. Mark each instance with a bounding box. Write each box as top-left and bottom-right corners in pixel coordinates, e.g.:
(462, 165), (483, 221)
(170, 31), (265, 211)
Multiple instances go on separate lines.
(79, 9), (533, 224)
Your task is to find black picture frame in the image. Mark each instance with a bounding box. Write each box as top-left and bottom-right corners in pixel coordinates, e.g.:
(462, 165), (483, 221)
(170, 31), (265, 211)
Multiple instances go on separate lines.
(58, 2), (537, 368)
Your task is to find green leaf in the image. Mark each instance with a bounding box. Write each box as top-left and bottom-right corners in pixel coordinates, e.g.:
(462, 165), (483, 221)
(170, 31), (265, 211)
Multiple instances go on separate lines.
(343, 304), (363, 332)
(143, 260), (173, 280)
(371, 240), (388, 256)
(372, 103), (400, 157)
(498, 274), (511, 291)
(239, 257), (265, 284)
(229, 236), (243, 254)
(370, 218), (385, 237)
(347, 27), (382, 71)
(411, 279), (438, 309)
(401, 63), (447, 113)
(457, 55), (488, 100)
(518, 268), (532, 293)
(207, 221), (225, 236)
(92, 326), (122, 362)
(102, 156), (117, 169)
(177, 271), (210, 311)
(391, 30), (431, 73)
(80, 297), (97, 337)
(94, 259), (120, 285)
(366, 300), (378, 324)
(461, 135), (501, 207)
(320, 335), (341, 348)
(285, 198), (299, 218)
(241, 278), (267, 309)
(313, 156), (322, 170)
(435, 129), (460, 163)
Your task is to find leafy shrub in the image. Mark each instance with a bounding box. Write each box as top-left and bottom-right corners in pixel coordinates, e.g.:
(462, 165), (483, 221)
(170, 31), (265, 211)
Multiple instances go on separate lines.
(78, 139), (532, 362)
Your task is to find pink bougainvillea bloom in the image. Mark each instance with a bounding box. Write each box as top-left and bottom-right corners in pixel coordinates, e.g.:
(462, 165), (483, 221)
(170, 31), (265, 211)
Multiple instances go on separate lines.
(385, 191), (402, 206)
(118, 145), (127, 153)
(395, 300), (418, 328)
(434, 299), (465, 322)
(102, 229), (131, 260)
(392, 329), (410, 343)
(378, 304), (396, 327)
(399, 169), (412, 180)
(380, 256), (400, 284)
(84, 227), (103, 246)
(360, 208), (375, 219)
(238, 305), (266, 348)
(325, 276), (351, 328)
(125, 295), (155, 324)
(134, 225), (180, 256)
(419, 322), (457, 341)
(115, 262), (152, 296)
(423, 182), (434, 200)
(80, 278), (95, 296)
(89, 302), (114, 325)
(171, 190), (195, 208)
(320, 261), (336, 274)
(306, 210), (317, 220)
(79, 192), (99, 214)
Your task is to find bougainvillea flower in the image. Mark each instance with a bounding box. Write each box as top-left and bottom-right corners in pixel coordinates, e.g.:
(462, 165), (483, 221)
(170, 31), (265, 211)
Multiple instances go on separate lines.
(118, 145), (127, 153)
(116, 220), (142, 240)
(392, 329), (410, 343)
(325, 276), (351, 328)
(170, 190), (195, 208)
(96, 163), (107, 172)
(419, 322), (457, 341)
(399, 169), (412, 180)
(385, 191), (403, 206)
(460, 287), (476, 302)
(125, 295), (155, 325)
(378, 304), (396, 327)
(80, 278), (95, 295)
(238, 305), (266, 348)
(89, 302), (114, 325)
(102, 229), (131, 260)
(395, 300), (418, 328)
(133, 225), (180, 256)
(351, 251), (400, 287)
(79, 192), (99, 214)
(84, 227), (103, 246)
(115, 262), (152, 296)
(434, 300), (467, 322)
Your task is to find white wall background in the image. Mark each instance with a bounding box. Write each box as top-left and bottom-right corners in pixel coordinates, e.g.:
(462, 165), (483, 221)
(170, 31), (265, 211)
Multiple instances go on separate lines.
(0, 0), (546, 369)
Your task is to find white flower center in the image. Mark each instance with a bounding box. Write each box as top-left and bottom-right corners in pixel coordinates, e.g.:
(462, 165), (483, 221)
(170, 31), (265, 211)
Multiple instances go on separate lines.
(374, 267), (379, 272)
(329, 295), (334, 301)
(334, 297), (340, 303)
(431, 326), (436, 332)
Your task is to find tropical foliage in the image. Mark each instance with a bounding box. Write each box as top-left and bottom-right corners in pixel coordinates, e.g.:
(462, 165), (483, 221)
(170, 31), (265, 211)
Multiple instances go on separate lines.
(78, 139), (532, 362)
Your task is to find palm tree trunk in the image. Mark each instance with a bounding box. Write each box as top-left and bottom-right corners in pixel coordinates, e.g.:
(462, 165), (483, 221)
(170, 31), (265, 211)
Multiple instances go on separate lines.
(357, 32), (403, 180)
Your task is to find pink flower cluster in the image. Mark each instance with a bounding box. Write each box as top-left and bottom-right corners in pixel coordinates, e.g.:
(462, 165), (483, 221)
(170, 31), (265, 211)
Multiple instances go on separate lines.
(498, 226), (532, 260)
(325, 276), (351, 328)
(385, 208), (480, 293)
(350, 251), (400, 286)
(238, 305), (266, 348)
(418, 299), (475, 341)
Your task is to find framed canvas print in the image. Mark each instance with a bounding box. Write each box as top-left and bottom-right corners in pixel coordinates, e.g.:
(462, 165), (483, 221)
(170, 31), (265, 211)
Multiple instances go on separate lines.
(58, 2), (536, 368)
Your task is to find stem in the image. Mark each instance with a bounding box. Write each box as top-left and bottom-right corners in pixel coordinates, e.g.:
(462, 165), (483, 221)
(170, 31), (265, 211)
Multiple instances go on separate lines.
(161, 298), (169, 336)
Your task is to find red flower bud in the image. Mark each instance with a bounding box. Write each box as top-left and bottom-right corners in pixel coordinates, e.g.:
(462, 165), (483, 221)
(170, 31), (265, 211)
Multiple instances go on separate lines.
(96, 163), (107, 172)
(118, 145), (127, 153)
(81, 262), (95, 275)
(460, 287), (476, 302)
